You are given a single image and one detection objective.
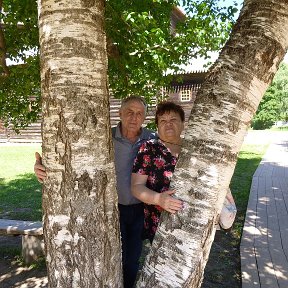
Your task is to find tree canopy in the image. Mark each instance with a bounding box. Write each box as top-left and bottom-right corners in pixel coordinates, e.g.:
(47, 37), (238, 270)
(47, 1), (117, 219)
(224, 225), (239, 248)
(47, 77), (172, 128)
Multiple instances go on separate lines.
(252, 62), (288, 129)
(0, 0), (239, 130)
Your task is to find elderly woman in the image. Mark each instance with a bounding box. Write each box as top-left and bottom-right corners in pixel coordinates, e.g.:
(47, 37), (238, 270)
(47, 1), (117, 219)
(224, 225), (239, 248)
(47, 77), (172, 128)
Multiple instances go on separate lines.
(132, 101), (237, 242)
(131, 101), (184, 242)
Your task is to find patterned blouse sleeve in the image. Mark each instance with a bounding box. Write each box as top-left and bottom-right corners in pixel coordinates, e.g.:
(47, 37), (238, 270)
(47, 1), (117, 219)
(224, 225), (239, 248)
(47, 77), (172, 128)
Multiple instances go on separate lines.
(132, 141), (152, 175)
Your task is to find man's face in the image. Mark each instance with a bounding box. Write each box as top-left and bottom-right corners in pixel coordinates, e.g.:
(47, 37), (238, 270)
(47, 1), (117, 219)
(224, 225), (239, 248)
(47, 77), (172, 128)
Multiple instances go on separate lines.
(119, 100), (146, 134)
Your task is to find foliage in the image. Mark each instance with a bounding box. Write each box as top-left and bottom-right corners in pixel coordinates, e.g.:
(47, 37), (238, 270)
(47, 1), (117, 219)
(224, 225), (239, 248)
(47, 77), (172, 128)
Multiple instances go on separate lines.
(252, 63), (288, 130)
(273, 62), (288, 122)
(251, 85), (279, 129)
(106, 0), (237, 101)
(0, 0), (40, 131)
(0, 0), (239, 129)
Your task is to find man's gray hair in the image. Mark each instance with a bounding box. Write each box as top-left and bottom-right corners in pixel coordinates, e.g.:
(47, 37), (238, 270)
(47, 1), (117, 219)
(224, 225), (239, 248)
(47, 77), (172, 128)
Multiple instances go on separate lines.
(120, 96), (147, 111)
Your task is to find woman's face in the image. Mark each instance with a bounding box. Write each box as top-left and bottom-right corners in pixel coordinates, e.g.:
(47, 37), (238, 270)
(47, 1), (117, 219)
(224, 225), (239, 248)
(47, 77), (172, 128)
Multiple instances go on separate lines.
(157, 111), (184, 141)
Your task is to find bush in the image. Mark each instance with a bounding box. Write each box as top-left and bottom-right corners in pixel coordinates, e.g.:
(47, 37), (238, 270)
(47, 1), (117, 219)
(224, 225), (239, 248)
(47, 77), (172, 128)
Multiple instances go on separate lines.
(251, 112), (276, 130)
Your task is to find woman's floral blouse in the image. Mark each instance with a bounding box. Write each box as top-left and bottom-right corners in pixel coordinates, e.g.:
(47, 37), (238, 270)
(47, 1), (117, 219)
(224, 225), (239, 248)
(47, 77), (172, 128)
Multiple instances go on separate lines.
(132, 139), (177, 241)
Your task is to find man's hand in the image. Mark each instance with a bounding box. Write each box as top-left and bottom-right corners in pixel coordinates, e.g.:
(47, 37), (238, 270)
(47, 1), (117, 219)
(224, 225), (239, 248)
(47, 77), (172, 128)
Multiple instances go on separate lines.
(34, 152), (46, 183)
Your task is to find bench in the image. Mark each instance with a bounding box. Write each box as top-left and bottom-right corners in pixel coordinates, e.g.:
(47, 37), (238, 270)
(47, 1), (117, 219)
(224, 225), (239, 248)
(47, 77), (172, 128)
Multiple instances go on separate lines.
(0, 219), (44, 264)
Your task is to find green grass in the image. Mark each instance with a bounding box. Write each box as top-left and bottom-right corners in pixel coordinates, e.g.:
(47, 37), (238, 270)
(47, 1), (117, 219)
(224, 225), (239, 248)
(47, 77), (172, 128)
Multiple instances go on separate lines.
(0, 144), (42, 221)
(0, 140), (271, 280)
(230, 143), (269, 238)
(0, 142), (268, 224)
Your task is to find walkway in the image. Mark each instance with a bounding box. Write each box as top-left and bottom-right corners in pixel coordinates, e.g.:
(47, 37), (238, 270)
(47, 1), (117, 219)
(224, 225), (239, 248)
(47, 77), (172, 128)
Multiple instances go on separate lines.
(241, 132), (288, 288)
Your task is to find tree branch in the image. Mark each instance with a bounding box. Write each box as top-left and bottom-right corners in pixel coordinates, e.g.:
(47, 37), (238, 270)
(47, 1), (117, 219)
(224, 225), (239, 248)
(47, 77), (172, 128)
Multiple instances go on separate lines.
(0, 0), (10, 77)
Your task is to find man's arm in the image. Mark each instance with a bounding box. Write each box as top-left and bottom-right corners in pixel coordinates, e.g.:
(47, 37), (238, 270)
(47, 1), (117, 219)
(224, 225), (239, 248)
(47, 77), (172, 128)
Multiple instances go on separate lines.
(34, 152), (46, 183)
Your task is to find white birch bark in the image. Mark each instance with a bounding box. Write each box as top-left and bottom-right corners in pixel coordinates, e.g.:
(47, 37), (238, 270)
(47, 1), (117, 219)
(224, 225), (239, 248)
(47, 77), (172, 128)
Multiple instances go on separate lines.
(37, 0), (122, 287)
(137, 0), (288, 287)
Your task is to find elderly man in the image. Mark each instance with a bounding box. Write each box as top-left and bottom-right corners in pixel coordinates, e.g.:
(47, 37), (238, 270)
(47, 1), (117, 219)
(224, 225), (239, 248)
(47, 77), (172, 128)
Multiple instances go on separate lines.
(34, 96), (156, 288)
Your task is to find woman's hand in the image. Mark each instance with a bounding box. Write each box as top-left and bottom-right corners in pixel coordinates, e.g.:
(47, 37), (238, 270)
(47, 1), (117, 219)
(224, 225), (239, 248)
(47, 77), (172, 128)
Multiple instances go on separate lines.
(131, 174), (183, 213)
(155, 190), (183, 214)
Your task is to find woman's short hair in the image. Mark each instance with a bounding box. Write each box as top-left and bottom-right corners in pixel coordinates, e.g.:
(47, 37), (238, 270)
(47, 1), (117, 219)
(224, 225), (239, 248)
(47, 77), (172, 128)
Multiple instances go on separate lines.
(155, 101), (185, 125)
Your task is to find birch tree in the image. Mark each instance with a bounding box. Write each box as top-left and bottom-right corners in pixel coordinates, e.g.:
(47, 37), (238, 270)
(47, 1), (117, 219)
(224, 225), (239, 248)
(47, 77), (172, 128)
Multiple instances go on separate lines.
(137, 0), (288, 287)
(37, 0), (288, 287)
(38, 0), (122, 287)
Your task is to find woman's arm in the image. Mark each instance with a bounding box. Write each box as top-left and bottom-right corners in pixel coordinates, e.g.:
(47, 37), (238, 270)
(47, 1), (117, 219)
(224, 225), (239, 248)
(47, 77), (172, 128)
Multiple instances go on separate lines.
(131, 173), (183, 214)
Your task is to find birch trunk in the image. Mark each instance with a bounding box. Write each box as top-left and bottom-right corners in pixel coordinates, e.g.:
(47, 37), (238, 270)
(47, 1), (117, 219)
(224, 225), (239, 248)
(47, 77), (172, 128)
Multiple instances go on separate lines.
(38, 0), (122, 287)
(137, 0), (288, 287)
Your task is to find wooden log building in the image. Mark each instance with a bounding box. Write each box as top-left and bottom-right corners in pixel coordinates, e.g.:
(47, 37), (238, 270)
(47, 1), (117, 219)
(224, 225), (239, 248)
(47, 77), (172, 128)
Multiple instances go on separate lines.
(0, 71), (207, 143)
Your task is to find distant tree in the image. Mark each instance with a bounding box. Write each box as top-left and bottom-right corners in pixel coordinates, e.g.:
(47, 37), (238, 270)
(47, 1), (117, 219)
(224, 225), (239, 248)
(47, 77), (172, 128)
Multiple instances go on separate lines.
(0, 0), (238, 129)
(0, 0), (40, 131)
(251, 84), (279, 129)
(273, 63), (288, 122)
(252, 63), (288, 129)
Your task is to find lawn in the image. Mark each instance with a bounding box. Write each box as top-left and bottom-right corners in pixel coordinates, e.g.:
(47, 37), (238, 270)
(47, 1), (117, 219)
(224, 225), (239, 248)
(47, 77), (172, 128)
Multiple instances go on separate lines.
(0, 137), (270, 286)
(0, 144), (42, 221)
(230, 143), (269, 237)
(0, 141), (268, 224)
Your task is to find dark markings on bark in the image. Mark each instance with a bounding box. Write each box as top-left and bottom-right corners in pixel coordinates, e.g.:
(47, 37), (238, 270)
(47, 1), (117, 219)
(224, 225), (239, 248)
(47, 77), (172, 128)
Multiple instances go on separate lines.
(182, 220), (206, 233)
(213, 128), (225, 135)
(90, 108), (98, 127)
(73, 111), (89, 130)
(43, 68), (51, 94)
(197, 169), (205, 177)
(183, 219), (215, 288)
(81, 0), (95, 8)
(147, 237), (164, 266)
(212, 119), (227, 126)
(162, 211), (183, 231)
(228, 116), (241, 133)
(198, 87), (256, 116)
(179, 139), (237, 164)
(95, 170), (109, 200)
(161, 208), (208, 236)
(77, 171), (93, 194)
(166, 233), (183, 246)
(60, 37), (95, 58)
(142, 272), (157, 286)
(193, 190), (206, 201)
(186, 187), (195, 196)
(40, 8), (101, 20)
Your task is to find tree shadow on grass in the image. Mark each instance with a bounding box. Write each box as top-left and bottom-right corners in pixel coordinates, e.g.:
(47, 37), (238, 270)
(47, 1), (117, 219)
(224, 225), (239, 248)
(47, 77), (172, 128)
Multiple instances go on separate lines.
(0, 173), (46, 287)
(0, 237), (47, 288)
(0, 173), (42, 221)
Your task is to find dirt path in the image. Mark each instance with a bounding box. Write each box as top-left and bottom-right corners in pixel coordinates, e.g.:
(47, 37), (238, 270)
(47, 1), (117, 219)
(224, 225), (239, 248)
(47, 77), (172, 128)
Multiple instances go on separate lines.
(0, 236), (47, 288)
